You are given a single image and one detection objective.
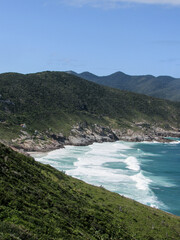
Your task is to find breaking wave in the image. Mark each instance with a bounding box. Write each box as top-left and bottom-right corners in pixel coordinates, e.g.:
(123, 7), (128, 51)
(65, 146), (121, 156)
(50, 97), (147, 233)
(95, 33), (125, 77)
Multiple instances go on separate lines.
(34, 140), (180, 212)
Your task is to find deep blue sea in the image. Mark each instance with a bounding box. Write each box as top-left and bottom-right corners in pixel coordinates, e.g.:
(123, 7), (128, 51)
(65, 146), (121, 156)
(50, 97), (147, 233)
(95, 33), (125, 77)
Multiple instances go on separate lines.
(34, 139), (180, 216)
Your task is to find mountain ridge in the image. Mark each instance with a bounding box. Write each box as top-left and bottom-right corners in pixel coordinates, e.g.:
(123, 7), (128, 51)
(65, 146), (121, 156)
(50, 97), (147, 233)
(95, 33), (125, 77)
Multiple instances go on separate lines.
(0, 71), (179, 152)
(68, 71), (180, 102)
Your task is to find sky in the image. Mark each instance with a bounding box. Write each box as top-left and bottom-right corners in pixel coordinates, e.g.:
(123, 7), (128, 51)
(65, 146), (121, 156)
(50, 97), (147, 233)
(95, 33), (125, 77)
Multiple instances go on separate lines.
(0, 0), (180, 77)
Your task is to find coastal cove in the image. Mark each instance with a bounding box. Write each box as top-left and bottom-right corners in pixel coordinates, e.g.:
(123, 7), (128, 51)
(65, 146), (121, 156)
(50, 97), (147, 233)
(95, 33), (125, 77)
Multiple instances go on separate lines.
(33, 140), (180, 216)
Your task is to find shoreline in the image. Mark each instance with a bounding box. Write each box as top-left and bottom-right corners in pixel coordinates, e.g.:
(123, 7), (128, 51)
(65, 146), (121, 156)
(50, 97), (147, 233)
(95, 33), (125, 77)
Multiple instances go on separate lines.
(28, 137), (180, 158)
(28, 151), (50, 158)
(9, 123), (180, 154)
(31, 138), (180, 217)
(26, 135), (179, 154)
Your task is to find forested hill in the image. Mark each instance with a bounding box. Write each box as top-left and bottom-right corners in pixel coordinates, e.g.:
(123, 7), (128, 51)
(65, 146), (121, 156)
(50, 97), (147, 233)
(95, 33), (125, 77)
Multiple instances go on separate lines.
(68, 71), (180, 102)
(0, 71), (179, 141)
(0, 142), (180, 239)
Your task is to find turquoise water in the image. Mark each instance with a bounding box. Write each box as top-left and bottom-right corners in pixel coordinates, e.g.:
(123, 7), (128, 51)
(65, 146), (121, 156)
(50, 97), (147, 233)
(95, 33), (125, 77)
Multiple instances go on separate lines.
(34, 140), (180, 216)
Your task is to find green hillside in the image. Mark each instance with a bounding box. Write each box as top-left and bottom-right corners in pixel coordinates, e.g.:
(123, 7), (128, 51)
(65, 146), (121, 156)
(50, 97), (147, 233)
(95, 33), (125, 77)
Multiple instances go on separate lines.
(0, 71), (179, 143)
(0, 142), (180, 239)
(70, 71), (180, 102)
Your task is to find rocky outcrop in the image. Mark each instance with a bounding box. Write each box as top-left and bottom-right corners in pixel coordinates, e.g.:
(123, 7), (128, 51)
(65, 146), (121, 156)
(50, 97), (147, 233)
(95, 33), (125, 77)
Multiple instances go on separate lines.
(115, 123), (180, 142)
(153, 127), (180, 138)
(68, 123), (118, 146)
(11, 131), (64, 152)
(10, 122), (180, 153)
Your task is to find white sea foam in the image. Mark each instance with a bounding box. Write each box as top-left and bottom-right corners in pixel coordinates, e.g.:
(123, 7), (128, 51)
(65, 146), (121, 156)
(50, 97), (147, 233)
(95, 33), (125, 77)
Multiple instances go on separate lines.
(141, 141), (159, 144)
(124, 156), (140, 171)
(168, 141), (180, 144)
(130, 171), (152, 190)
(142, 152), (160, 157)
(150, 176), (176, 188)
(35, 141), (169, 210)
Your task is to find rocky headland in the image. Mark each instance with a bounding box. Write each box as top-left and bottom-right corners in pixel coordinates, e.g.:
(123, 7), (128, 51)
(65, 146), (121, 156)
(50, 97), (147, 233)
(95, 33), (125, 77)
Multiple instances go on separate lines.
(8, 122), (180, 154)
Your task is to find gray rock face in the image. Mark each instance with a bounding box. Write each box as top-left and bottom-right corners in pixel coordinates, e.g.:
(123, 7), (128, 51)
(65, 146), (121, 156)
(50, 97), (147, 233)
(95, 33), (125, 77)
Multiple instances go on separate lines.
(11, 131), (64, 152)
(68, 123), (118, 146)
(10, 122), (180, 153)
(68, 136), (91, 146)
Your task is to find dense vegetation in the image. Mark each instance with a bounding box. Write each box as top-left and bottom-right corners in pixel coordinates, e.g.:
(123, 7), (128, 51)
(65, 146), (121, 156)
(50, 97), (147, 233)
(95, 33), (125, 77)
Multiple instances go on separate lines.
(0, 71), (179, 141)
(70, 71), (180, 102)
(0, 142), (180, 239)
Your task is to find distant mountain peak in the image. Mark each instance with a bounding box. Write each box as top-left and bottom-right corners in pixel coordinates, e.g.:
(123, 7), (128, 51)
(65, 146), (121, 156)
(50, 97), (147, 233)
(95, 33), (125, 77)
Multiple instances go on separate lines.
(66, 70), (77, 75)
(67, 70), (180, 101)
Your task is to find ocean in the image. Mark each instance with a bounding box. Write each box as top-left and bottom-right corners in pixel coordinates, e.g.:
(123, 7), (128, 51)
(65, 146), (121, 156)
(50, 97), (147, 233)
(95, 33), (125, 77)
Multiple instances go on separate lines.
(34, 140), (180, 216)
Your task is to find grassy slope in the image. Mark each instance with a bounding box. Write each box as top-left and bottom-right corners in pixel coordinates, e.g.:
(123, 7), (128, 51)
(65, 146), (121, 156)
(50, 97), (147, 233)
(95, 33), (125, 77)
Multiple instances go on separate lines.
(0, 142), (180, 240)
(74, 71), (180, 102)
(0, 71), (179, 141)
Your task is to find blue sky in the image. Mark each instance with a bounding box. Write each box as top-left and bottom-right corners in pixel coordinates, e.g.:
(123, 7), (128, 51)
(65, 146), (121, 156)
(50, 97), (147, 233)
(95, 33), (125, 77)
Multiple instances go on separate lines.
(1, 0), (180, 77)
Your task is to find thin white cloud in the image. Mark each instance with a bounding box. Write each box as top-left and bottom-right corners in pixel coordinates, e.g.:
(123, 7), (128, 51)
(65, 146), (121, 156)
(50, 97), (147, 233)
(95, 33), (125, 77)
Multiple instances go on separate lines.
(59, 0), (180, 8)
